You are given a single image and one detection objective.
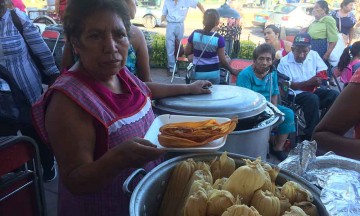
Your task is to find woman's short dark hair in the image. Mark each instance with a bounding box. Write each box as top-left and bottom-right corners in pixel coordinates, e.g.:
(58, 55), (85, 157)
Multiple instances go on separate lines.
(265, 25), (280, 37)
(316, 1), (329, 14)
(63, 0), (131, 41)
(253, 43), (276, 61)
(203, 9), (220, 32)
(340, 0), (355, 8)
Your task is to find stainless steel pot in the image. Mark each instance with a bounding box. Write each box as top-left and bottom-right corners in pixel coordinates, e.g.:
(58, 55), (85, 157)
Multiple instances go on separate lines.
(154, 85), (284, 159)
(124, 153), (329, 216)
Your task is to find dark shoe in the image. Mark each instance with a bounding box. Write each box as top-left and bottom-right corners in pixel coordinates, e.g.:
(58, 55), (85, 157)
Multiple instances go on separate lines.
(43, 166), (57, 183)
(271, 149), (288, 161)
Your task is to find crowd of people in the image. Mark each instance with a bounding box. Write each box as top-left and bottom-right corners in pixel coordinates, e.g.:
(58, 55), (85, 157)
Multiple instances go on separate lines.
(1, 0), (360, 215)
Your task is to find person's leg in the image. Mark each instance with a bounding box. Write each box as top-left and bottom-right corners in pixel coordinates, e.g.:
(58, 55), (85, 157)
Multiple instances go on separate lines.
(19, 124), (56, 182)
(274, 105), (296, 150)
(314, 88), (339, 116)
(165, 23), (176, 72)
(294, 92), (320, 140)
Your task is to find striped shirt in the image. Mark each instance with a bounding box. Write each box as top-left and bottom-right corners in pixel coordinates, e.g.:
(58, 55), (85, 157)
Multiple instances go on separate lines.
(188, 30), (225, 80)
(0, 9), (59, 103)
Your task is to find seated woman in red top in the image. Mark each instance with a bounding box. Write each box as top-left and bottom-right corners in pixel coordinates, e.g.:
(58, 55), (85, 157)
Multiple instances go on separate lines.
(313, 68), (360, 160)
(264, 25), (292, 61)
(31, 0), (212, 215)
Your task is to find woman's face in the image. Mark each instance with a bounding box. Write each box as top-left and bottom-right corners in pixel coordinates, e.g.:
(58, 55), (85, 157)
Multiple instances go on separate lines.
(312, 3), (326, 19)
(126, 0), (137, 19)
(343, 3), (354, 13)
(73, 10), (129, 80)
(254, 52), (273, 74)
(264, 28), (278, 44)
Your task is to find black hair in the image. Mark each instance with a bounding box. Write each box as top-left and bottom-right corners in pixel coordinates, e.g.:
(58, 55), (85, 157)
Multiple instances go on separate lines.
(265, 25), (281, 38)
(338, 41), (360, 71)
(63, 0), (131, 41)
(253, 43), (276, 61)
(203, 9), (220, 33)
(316, 1), (329, 14)
(0, 0), (6, 14)
(340, 0), (355, 8)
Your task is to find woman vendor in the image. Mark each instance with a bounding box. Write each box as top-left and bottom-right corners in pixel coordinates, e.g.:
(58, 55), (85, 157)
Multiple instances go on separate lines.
(32, 0), (212, 215)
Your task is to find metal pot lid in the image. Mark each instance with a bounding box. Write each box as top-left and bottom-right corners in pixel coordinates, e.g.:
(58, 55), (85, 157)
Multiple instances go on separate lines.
(154, 85), (267, 119)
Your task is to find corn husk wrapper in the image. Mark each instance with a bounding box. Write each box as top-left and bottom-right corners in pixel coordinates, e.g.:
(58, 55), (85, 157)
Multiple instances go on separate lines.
(221, 205), (261, 216)
(213, 177), (228, 190)
(159, 159), (197, 216)
(261, 171), (276, 193)
(261, 162), (280, 182)
(206, 189), (235, 216)
(250, 190), (280, 216)
(184, 190), (208, 216)
(223, 158), (267, 205)
(282, 206), (308, 216)
(189, 179), (213, 196)
(210, 152), (235, 181)
(281, 181), (313, 204)
(278, 195), (292, 215)
(294, 201), (319, 216)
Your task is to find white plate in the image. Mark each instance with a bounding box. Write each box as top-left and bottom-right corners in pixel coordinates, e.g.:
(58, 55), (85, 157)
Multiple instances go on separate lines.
(144, 114), (230, 152)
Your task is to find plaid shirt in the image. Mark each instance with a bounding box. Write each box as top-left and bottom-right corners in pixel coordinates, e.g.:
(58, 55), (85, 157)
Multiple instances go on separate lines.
(0, 9), (59, 102)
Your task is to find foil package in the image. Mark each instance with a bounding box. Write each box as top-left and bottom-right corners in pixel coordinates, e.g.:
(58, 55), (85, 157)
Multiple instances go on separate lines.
(278, 141), (360, 216)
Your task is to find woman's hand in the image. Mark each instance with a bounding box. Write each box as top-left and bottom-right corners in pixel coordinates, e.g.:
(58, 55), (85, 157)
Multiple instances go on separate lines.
(112, 137), (165, 168)
(188, 80), (212, 94)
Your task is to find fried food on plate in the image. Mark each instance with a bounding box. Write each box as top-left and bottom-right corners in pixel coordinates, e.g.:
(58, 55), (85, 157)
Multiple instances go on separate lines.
(158, 118), (238, 148)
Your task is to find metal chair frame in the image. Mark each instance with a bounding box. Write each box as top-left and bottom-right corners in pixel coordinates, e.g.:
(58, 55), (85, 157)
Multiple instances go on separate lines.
(171, 37), (189, 83)
(0, 136), (47, 216)
(42, 30), (61, 55)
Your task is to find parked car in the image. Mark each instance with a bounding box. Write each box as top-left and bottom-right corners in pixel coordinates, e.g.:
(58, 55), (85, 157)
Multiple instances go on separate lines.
(265, 3), (314, 30)
(132, 0), (164, 28)
(252, 10), (273, 29)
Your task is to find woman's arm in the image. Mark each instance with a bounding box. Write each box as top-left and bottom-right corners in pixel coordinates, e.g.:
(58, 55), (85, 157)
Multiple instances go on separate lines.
(271, 95), (278, 106)
(129, 25), (152, 82)
(284, 40), (293, 54)
(313, 83), (360, 159)
(349, 27), (354, 45)
(20, 11), (59, 75)
(45, 91), (164, 194)
(146, 80), (211, 99)
(185, 40), (193, 56)
(323, 42), (336, 61)
(218, 47), (238, 75)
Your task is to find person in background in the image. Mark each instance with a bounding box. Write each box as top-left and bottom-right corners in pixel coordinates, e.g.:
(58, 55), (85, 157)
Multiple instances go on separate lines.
(237, 43), (296, 161)
(264, 25), (292, 63)
(331, 0), (356, 45)
(11, 0), (26, 13)
(277, 33), (339, 141)
(31, 0), (212, 215)
(313, 68), (360, 160)
(185, 9), (239, 84)
(125, 0), (152, 82)
(334, 41), (360, 87)
(0, 2), (60, 181)
(161, 0), (205, 75)
(55, 0), (67, 21)
(307, 0), (338, 86)
(351, 1), (360, 43)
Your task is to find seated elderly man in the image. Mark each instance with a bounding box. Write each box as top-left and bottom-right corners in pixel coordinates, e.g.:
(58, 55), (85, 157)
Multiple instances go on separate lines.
(277, 33), (339, 141)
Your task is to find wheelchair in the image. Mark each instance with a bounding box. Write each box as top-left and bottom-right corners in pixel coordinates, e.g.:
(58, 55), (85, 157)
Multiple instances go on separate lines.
(277, 71), (333, 144)
(277, 72), (306, 144)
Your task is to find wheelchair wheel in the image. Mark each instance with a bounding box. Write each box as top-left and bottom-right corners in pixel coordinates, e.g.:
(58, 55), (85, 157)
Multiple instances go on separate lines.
(185, 71), (191, 84)
(220, 68), (230, 85)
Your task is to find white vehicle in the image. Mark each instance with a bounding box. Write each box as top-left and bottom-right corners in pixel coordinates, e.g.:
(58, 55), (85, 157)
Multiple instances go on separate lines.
(265, 3), (315, 30)
(132, 0), (165, 29)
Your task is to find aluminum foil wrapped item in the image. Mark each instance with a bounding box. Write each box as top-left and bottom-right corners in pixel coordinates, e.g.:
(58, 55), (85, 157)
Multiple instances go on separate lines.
(304, 152), (360, 216)
(278, 140), (317, 176)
